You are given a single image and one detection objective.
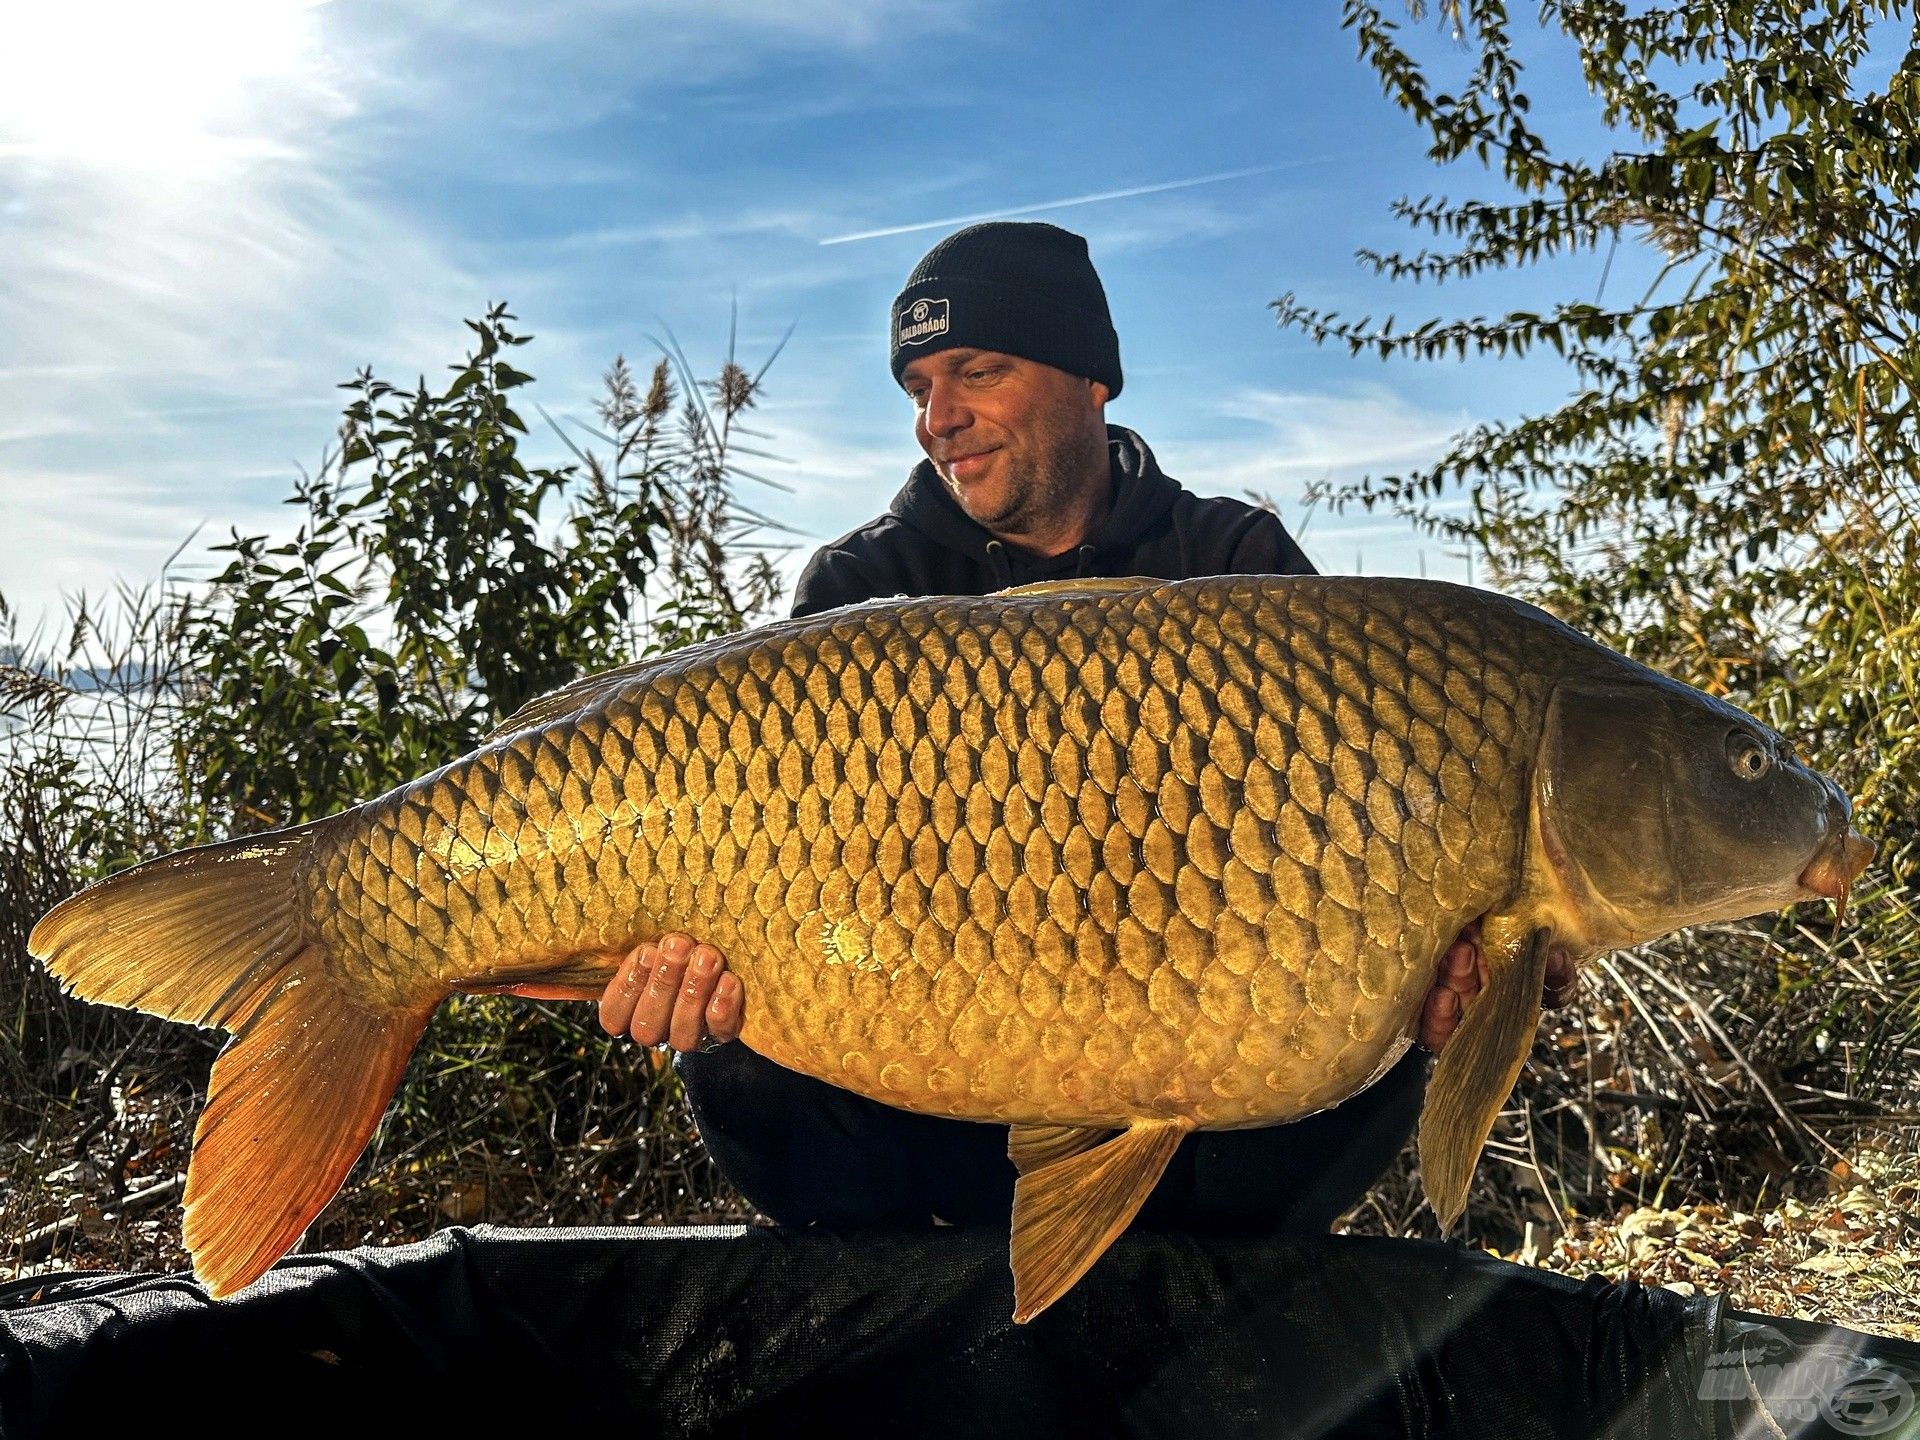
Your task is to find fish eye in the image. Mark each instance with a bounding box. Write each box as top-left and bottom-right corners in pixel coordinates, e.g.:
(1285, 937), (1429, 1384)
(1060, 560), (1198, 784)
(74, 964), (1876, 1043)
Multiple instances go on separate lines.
(1726, 730), (1772, 781)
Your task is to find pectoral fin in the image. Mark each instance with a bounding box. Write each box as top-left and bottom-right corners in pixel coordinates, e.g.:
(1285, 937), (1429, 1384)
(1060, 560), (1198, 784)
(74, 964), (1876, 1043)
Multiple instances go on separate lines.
(1007, 1123), (1115, 1176)
(1418, 923), (1552, 1230)
(1008, 1116), (1189, 1324)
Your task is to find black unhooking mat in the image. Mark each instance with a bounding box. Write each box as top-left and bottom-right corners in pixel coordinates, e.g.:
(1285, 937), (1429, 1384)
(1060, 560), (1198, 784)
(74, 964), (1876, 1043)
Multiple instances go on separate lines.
(0, 1226), (1721, 1438)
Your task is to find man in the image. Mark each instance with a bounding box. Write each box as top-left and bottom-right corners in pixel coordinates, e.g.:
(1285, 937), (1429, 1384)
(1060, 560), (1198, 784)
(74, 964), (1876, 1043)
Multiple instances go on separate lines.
(596, 220), (1569, 1231)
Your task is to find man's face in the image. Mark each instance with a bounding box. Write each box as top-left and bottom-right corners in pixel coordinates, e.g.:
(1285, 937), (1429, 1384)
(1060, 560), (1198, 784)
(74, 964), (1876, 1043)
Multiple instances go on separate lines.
(901, 348), (1109, 538)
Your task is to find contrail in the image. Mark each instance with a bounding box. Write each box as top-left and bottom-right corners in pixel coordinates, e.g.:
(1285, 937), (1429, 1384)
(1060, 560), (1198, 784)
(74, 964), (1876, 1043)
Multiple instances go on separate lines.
(818, 162), (1318, 246)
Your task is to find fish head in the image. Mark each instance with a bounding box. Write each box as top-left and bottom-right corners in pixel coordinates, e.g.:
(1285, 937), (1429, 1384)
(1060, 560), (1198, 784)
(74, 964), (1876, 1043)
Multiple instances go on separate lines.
(1533, 673), (1874, 950)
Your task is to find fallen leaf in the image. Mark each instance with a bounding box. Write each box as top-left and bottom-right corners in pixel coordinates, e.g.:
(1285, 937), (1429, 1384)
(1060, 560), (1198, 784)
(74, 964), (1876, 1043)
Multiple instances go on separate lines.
(1795, 1252), (1871, 1276)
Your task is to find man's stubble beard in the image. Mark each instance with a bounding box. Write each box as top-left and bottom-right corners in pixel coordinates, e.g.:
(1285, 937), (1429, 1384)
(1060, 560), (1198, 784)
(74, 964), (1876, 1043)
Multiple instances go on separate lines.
(947, 409), (1101, 541)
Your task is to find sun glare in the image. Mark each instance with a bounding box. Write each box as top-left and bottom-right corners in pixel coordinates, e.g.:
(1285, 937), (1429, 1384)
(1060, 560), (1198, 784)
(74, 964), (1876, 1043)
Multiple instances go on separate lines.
(0, 0), (325, 174)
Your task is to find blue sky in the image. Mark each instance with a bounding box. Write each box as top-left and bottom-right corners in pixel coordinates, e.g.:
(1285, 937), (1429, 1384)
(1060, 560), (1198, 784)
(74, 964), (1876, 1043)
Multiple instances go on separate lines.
(0, 1), (1633, 631)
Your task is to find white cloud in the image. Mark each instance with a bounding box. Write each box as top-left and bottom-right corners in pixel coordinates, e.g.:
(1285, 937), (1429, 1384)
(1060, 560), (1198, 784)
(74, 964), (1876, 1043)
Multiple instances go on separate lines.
(1079, 200), (1264, 256)
(0, 1), (491, 625)
(0, 147), (489, 623)
(0, 417), (87, 447)
(1212, 385), (1472, 479)
(424, 0), (975, 61)
(1148, 384), (1478, 578)
(0, 466), (284, 610)
(0, 1), (340, 174)
(352, 0), (983, 137)
(774, 429), (904, 531)
(0, 0), (489, 397)
(541, 208), (830, 253)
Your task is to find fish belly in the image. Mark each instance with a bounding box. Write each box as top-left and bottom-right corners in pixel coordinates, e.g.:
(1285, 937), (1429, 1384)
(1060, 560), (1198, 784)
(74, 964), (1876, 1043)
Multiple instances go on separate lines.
(305, 577), (1543, 1130)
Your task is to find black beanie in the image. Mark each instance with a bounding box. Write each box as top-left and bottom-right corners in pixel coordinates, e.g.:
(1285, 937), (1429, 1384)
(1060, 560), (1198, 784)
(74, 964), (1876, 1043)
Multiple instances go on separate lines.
(889, 221), (1123, 398)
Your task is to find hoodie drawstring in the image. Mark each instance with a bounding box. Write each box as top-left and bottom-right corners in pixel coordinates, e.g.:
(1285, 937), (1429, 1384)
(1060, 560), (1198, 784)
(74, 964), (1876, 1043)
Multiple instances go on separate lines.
(985, 539), (1012, 587)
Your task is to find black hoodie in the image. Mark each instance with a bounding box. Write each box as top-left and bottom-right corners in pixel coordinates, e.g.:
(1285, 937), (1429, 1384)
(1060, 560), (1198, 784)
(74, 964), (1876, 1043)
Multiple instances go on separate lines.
(790, 425), (1315, 617)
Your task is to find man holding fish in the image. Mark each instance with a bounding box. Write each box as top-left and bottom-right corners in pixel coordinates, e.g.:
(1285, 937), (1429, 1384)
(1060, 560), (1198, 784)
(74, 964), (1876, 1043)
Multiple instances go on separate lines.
(600, 220), (1577, 1235)
(27, 220), (1911, 1438)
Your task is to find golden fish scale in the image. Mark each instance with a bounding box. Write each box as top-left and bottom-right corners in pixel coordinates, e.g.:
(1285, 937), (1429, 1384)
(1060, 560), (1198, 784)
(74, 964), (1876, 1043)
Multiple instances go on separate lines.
(304, 577), (1551, 1129)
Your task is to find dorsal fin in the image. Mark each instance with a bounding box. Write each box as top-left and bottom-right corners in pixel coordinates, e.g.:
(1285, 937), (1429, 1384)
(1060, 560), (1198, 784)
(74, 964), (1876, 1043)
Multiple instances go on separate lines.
(480, 660), (659, 744)
(483, 578), (1158, 743)
(993, 576), (1161, 600)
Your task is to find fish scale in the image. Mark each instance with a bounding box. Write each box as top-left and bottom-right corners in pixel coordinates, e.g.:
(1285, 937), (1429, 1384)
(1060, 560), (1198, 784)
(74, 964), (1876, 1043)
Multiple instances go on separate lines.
(302, 575), (1540, 1127)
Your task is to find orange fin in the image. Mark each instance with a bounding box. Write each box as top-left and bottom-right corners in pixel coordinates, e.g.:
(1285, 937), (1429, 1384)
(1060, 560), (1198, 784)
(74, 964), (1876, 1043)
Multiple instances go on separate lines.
(28, 817), (442, 1297)
(466, 980), (609, 1002)
(1007, 1123), (1115, 1176)
(187, 965), (433, 1297)
(1008, 1117), (1189, 1324)
(454, 947), (627, 1003)
(1418, 922), (1551, 1229)
(30, 822), (330, 1029)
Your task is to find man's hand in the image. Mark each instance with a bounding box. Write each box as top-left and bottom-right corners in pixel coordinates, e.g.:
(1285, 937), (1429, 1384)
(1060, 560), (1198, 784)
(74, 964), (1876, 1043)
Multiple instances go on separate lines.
(597, 932), (743, 1052)
(1417, 922), (1578, 1053)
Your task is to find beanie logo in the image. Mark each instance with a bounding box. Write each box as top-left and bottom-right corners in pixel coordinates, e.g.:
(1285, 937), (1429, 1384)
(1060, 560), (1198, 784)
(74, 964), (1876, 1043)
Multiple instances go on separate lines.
(897, 297), (950, 346)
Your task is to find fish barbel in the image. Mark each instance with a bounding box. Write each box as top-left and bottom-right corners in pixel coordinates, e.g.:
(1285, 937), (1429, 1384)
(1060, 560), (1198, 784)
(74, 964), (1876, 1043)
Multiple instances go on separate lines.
(28, 575), (1874, 1319)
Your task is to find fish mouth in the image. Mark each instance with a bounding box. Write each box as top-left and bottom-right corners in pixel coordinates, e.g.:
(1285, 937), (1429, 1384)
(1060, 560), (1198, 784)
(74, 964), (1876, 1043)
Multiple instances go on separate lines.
(1795, 774), (1876, 921)
(1799, 823), (1876, 927)
(1799, 830), (1876, 899)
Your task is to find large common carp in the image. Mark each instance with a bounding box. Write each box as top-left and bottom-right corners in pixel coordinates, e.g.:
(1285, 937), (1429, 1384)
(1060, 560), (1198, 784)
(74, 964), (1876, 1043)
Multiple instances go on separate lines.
(29, 576), (1873, 1320)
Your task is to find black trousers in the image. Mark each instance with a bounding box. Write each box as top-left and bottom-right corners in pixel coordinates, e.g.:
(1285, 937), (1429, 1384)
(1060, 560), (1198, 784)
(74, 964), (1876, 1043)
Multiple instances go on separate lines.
(675, 1041), (1431, 1233)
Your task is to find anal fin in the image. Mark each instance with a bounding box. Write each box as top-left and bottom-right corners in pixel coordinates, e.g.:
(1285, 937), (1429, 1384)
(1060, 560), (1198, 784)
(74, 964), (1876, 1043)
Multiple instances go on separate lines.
(1009, 1116), (1189, 1324)
(1418, 921), (1552, 1230)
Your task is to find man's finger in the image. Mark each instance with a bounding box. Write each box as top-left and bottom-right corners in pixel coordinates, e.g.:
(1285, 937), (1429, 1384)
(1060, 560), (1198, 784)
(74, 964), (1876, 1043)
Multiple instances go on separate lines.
(598, 943), (653, 1037)
(631, 936), (691, 1046)
(706, 973), (743, 1044)
(1543, 947), (1578, 1009)
(1442, 938), (1481, 997)
(669, 945), (724, 1052)
(1419, 984), (1459, 1053)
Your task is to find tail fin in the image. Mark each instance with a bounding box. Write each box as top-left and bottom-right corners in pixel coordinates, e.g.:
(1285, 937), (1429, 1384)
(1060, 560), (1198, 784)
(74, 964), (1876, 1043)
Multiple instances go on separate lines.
(30, 825), (324, 1030)
(29, 824), (437, 1298)
(185, 964), (432, 1296)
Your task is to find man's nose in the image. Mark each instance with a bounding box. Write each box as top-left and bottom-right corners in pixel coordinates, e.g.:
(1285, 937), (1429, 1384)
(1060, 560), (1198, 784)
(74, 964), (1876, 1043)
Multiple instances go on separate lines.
(924, 379), (972, 436)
